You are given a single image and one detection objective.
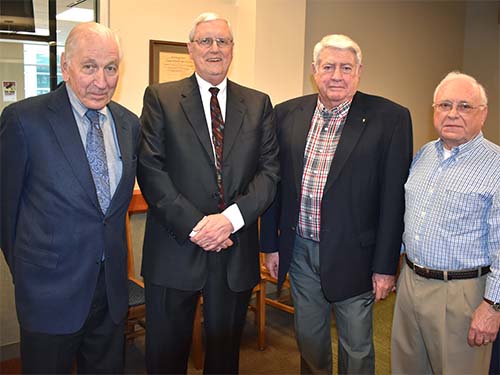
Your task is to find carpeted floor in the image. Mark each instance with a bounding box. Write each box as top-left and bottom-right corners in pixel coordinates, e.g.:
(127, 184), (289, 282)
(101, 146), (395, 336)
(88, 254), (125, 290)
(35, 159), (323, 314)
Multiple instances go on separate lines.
(124, 293), (395, 374)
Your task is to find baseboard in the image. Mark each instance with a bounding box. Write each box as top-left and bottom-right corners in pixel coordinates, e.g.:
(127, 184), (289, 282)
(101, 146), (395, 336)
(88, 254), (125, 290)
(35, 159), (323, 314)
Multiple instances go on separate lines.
(0, 342), (20, 361)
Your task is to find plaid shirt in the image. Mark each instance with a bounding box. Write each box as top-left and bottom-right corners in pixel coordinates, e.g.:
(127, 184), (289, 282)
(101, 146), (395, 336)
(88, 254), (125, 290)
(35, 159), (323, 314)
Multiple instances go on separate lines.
(404, 133), (500, 302)
(297, 99), (351, 241)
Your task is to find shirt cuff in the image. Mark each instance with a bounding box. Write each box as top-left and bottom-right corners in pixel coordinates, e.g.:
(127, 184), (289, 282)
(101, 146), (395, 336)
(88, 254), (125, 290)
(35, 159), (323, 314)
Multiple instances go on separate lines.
(222, 204), (244, 233)
(485, 272), (500, 303)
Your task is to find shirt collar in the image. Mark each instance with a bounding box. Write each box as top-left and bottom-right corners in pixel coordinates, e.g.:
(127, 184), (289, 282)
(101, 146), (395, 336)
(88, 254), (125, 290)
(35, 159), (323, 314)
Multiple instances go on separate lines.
(195, 73), (227, 96)
(65, 84), (109, 121)
(316, 97), (352, 117)
(434, 132), (484, 158)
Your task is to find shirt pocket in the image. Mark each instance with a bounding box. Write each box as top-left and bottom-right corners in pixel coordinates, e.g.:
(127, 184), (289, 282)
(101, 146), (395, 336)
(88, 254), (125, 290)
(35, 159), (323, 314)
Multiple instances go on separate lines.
(443, 189), (487, 233)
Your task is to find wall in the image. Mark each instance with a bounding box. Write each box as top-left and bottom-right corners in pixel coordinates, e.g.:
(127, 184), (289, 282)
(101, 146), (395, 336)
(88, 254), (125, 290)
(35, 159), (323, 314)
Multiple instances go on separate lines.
(462, 1), (499, 143)
(108, 0), (306, 114)
(304, 0), (467, 150)
(0, 42), (25, 113)
(304, 0), (499, 150)
(0, 42), (24, 357)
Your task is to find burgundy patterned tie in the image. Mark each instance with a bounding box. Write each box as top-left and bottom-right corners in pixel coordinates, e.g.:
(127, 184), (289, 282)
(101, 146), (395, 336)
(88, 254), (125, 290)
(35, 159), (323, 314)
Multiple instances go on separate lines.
(209, 87), (226, 211)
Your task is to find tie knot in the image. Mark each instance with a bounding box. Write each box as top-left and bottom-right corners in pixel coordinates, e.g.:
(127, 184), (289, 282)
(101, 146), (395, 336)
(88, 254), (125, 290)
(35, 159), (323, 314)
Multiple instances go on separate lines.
(209, 87), (220, 96)
(85, 109), (100, 125)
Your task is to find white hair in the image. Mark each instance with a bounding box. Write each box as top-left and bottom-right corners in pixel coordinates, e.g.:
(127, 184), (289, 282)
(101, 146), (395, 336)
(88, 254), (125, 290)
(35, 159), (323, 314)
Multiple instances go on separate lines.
(433, 71), (488, 105)
(188, 12), (233, 42)
(313, 34), (362, 68)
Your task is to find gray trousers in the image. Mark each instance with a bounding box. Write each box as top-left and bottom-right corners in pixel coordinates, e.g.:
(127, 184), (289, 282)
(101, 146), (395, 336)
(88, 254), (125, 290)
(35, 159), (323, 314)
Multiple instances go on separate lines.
(289, 235), (375, 374)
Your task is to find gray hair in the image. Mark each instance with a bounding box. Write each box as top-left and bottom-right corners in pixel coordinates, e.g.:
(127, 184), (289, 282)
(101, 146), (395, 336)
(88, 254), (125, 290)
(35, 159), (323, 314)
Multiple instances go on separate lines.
(64, 22), (122, 64)
(313, 34), (362, 68)
(188, 12), (233, 42)
(433, 71), (488, 105)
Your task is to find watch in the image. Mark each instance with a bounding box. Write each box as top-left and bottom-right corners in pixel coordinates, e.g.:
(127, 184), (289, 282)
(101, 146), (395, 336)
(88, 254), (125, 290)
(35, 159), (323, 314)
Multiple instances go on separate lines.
(484, 298), (500, 312)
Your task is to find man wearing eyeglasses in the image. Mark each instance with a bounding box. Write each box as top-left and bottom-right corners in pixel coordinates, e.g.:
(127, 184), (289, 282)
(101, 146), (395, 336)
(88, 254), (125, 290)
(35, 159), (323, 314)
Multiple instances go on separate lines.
(392, 71), (500, 374)
(137, 12), (279, 374)
(260, 34), (413, 374)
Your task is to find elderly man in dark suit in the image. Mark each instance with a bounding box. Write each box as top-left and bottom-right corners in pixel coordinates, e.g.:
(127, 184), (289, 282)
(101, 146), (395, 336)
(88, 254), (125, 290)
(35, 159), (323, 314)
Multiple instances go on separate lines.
(260, 34), (413, 374)
(0, 22), (140, 373)
(137, 12), (279, 375)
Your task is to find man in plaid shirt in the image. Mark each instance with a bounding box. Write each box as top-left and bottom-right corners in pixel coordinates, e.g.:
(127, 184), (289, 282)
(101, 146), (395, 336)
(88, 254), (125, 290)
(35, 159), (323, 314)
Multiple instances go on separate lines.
(260, 34), (413, 374)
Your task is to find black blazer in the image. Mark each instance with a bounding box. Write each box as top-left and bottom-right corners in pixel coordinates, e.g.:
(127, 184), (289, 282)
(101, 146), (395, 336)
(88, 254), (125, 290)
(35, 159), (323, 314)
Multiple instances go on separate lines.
(0, 84), (141, 334)
(137, 74), (279, 292)
(260, 91), (413, 302)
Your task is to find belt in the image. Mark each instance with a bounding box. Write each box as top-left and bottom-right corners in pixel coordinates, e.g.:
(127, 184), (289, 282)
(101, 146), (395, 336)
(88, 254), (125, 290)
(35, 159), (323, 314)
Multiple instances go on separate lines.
(405, 256), (490, 281)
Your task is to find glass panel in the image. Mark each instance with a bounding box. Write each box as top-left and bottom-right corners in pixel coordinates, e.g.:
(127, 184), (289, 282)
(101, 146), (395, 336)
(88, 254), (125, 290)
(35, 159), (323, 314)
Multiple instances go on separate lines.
(0, 0), (49, 37)
(0, 0), (97, 113)
(57, 0), (97, 49)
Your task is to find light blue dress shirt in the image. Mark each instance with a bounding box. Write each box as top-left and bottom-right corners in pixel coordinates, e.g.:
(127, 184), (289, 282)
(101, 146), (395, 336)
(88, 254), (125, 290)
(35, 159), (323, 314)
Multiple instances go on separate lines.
(66, 85), (123, 199)
(403, 133), (500, 302)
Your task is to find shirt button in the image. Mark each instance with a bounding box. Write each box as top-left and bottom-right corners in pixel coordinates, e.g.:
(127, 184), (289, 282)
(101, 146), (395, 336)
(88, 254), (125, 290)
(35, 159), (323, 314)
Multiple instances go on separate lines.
(313, 170), (318, 174)
(324, 128), (328, 131)
(309, 194), (313, 198)
(415, 235), (420, 240)
(309, 216), (313, 220)
(428, 189), (434, 194)
(421, 212), (426, 218)
(319, 149), (323, 153)
(310, 234), (314, 238)
(438, 167), (442, 172)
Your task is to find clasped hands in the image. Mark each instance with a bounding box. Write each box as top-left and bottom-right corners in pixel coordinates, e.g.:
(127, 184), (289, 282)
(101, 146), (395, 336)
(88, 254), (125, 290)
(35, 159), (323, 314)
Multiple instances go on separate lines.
(190, 214), (234, 252)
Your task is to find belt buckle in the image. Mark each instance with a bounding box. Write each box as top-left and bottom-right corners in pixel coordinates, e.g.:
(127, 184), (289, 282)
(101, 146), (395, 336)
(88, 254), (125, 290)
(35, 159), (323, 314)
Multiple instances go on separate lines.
(413, 262), (447, 280)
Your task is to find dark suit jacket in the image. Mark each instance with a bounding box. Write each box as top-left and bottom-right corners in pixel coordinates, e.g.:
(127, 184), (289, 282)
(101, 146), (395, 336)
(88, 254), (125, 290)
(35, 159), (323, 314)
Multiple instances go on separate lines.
(260, 91), (413, 302)
(0, 84), (141, 334)
(137, 74), (279, 292)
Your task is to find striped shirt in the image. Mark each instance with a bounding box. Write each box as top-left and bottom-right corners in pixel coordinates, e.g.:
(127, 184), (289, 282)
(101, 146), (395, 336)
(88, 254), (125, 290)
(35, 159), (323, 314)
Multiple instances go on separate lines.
(298, 99), (351, 241)
(403, 133), (500, 302)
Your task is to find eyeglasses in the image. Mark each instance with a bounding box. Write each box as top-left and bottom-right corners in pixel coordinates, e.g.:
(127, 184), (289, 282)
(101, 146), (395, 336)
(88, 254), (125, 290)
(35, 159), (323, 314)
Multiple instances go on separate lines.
(193, 37), (233, 48)
(432, 101), (486, 115)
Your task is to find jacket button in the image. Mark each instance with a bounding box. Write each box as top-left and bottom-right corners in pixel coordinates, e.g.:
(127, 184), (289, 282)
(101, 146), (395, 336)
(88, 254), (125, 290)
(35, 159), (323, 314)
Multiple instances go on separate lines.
(291, 226), (296, 231)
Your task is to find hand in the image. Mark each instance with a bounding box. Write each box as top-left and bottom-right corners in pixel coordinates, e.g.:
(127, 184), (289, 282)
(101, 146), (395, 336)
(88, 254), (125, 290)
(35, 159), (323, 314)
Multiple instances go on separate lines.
(190, 214), (234, 252)
(467, 300), (500, 346)
(264, 252), (279, 279)
(372, 273), (396, 302)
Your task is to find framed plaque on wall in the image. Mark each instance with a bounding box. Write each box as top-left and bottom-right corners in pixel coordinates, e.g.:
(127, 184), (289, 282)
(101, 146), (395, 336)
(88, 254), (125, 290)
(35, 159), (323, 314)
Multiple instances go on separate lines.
(149, 40), (195, 84)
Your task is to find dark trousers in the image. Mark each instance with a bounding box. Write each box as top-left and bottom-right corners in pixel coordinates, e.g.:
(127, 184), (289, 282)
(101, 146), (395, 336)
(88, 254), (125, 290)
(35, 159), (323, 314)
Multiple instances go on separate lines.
(145, 251), (253, 374)
(20, 264), (125, 374)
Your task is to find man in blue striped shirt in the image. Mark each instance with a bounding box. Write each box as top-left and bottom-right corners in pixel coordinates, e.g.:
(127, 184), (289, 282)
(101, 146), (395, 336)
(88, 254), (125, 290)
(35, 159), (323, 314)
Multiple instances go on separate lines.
(391, 71), (500, 374)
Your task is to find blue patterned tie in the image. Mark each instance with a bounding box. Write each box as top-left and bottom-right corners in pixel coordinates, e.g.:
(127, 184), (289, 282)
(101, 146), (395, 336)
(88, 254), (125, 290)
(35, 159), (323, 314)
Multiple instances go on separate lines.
(85, 109), (111, 214)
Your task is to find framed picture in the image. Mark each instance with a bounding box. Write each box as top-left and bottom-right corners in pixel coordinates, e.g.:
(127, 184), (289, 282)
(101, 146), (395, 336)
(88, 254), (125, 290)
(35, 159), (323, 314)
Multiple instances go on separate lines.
(149, 40), (195, 84)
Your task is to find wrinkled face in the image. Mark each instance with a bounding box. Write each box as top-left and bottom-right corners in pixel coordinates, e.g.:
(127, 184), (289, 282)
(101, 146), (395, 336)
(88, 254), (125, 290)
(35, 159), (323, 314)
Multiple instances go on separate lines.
(188, 19), (233, 86)
(312, 47), (361, 109)
(433, 78), (488, 149)
(61, 34), (120, 110)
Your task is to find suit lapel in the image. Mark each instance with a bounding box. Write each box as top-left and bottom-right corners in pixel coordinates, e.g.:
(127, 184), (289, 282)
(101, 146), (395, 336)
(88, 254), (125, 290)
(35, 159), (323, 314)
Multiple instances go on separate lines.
(223, 81), (245, 159)
(180, 75), (215, 165)
(107, 102), (131, 214)
(47, 85), (100, 210)
(324, 92), (367, 192)
(291, 95), (317, 194)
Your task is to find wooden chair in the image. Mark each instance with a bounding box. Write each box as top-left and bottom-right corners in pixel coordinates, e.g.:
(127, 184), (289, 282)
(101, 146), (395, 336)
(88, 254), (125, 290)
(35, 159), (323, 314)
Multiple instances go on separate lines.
(124, 190), (148, 342)
(259, 253), (294, 314)
(191, 276), (266, 369)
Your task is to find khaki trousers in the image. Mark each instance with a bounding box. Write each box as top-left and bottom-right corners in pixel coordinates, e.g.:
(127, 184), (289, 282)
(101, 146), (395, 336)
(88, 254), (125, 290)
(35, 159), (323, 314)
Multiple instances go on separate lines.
(391, 263), (492, 375)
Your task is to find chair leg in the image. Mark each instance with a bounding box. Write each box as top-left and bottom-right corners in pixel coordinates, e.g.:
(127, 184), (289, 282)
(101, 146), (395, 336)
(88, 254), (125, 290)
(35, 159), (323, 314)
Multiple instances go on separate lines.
(191, 295), (203, 370)
(257, 282), (266, 350)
